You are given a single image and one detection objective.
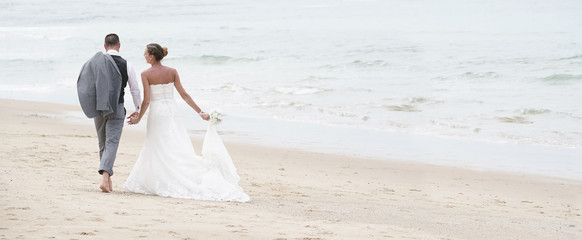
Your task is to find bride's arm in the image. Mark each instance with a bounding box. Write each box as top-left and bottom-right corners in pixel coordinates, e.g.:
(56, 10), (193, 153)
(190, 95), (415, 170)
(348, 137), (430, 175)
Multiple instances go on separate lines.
(128, 72), (151, 125)
(173, 69), (209, 121)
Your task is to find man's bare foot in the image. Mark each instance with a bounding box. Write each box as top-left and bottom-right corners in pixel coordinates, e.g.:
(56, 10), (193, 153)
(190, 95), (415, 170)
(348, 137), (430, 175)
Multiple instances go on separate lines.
(100, 182), (111, 193)
(100, 172), (111, 193)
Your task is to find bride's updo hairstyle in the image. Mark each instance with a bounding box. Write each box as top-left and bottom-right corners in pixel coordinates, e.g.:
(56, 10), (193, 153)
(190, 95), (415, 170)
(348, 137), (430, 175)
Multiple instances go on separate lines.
(146, 43), (168, 61)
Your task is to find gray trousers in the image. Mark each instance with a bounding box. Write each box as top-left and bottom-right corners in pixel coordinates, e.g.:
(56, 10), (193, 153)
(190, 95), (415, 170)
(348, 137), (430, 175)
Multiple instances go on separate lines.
(94, 103), (126, 176)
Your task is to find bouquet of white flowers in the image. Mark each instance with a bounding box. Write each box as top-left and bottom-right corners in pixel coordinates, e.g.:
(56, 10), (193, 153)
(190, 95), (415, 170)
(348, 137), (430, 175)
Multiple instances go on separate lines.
(208, 109), (223, 125)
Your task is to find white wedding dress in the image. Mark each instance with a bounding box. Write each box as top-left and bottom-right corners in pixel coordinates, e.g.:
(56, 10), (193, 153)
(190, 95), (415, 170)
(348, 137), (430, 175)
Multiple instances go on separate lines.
(123, 82), (250, 202)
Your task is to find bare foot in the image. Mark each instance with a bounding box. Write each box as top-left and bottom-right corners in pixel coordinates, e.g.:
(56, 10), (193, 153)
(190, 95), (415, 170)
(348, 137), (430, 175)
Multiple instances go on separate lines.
(100, 182), (111, 193)
(100, 172), (111, 193)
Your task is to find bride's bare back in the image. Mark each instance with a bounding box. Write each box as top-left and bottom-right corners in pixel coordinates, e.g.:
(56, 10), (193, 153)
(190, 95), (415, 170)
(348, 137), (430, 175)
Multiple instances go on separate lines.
(141, 65), (192, 104)
(142, 65), (176, 85)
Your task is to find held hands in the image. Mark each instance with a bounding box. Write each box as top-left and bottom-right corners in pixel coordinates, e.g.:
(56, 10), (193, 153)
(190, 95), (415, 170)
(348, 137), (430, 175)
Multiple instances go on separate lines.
(127, 112), (140, 125)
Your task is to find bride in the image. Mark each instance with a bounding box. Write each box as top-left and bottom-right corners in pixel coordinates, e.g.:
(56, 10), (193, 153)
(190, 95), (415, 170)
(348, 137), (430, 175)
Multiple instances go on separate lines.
(124, 43), (250, 202)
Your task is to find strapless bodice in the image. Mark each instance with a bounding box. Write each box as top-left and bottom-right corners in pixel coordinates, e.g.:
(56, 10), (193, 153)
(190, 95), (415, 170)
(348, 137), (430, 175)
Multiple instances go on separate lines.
(150, 82), (174, 101)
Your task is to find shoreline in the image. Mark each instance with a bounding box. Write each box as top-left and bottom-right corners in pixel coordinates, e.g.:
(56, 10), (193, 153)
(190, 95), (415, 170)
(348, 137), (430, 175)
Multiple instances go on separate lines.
(17, 95), (582, 181)
(1, 98), (581, 239)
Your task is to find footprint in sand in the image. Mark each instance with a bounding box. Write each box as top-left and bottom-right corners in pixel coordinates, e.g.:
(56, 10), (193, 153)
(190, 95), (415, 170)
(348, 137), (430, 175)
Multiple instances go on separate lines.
(231, 228), (248, 233)
(88, 217), (104, 222)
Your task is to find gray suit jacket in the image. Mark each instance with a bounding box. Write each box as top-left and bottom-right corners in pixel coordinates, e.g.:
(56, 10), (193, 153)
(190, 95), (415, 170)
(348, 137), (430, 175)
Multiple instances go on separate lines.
(77, 52), (122, 118)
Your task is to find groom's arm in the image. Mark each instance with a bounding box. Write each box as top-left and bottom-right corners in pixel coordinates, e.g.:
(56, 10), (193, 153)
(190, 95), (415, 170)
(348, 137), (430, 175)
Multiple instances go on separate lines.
(127, 61), (142, 112)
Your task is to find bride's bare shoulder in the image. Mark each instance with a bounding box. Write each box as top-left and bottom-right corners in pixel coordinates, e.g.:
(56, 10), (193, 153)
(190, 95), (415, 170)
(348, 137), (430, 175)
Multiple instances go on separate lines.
(161, 66), (179, 77)
(162, 65), (177, 73)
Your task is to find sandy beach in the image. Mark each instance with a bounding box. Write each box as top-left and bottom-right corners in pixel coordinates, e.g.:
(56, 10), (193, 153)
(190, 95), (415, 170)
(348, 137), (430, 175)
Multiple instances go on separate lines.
(0, 99), (580, 239)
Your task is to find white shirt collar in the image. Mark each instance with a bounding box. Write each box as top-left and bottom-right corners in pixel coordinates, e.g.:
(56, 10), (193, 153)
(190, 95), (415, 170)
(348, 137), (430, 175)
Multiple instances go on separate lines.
(106, 49), (120, 56)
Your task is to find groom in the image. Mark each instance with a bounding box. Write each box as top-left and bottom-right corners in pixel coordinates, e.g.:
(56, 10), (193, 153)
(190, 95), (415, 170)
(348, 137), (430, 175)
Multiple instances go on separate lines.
(77, 33), (142, 193)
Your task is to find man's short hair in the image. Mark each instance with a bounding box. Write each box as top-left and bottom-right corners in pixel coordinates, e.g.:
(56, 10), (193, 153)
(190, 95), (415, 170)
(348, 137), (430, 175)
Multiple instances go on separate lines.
(104, 33), (120, 47)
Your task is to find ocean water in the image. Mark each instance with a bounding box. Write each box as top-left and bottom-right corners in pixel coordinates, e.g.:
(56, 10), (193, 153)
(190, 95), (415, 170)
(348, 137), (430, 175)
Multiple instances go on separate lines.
(1, 0), (581, 179)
